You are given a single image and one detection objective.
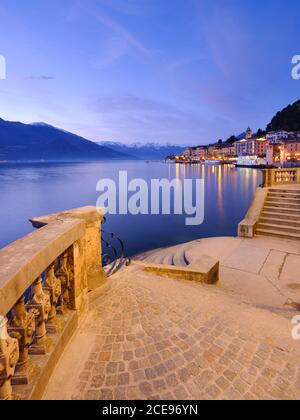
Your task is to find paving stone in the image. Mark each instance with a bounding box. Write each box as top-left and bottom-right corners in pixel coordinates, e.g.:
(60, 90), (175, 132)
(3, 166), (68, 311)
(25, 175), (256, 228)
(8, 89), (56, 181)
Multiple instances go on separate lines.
(43, 263), (300, 401)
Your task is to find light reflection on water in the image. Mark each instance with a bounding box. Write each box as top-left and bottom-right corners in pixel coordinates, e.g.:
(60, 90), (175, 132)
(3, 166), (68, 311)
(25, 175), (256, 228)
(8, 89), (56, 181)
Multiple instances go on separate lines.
(0, 161), (262, 256)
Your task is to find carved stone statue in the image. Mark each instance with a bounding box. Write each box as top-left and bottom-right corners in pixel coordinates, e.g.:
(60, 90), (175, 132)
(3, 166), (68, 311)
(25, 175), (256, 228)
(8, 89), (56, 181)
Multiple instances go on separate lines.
(27, 277), (51, 355)
(8, 297), (36, 385)
(0, 316), (19, 400)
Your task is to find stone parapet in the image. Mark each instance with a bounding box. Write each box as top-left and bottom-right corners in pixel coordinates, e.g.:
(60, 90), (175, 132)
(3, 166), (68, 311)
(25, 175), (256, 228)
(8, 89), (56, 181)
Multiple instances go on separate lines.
(262, 168), (300, 187)
(30, 206), (106, 292)
(0, 206), (105, 400)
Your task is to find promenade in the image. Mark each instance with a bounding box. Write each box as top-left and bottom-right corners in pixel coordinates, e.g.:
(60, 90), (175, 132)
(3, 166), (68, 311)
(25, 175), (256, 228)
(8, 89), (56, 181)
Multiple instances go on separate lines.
(43, 235), (300, 400)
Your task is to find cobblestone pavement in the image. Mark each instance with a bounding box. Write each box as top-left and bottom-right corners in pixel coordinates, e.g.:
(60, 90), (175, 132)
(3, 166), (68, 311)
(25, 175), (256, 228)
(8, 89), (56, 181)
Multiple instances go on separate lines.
(44, 264), (300, 400)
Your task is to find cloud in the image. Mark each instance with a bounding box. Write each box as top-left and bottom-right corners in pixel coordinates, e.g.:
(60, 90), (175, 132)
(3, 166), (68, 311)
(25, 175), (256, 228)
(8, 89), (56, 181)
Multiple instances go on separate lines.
(164, 55), (207, 74)
(92, 10), (150, 56)
(89, 94), (215, 144)
(98, 0), (153, 16)
(23, 75), (56, 80)
(92, 36), (130, 69)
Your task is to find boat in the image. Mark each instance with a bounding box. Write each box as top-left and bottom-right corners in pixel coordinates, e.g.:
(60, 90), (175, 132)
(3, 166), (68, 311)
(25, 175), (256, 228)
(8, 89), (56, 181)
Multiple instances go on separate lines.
(205, 160), (222, 165)
(235, 156), (267, 168)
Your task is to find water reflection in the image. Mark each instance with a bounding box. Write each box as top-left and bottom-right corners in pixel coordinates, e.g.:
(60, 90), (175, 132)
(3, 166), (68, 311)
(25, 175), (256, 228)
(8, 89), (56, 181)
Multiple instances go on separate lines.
(0, 161), (262, 256)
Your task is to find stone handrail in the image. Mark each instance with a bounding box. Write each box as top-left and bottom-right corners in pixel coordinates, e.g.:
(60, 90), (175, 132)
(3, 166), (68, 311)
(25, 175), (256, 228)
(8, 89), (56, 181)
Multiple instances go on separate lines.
(0, 206), (105, 400)
(262, 168), (300, 187)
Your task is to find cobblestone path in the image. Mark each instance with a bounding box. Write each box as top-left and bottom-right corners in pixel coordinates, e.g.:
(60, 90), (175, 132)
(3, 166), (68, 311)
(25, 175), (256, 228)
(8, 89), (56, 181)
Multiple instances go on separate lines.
(44, 264), (300, 400)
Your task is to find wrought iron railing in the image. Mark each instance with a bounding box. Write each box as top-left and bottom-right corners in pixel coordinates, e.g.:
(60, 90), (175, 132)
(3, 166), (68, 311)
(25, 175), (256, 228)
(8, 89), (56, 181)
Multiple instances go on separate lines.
(101, 217), (131, 276)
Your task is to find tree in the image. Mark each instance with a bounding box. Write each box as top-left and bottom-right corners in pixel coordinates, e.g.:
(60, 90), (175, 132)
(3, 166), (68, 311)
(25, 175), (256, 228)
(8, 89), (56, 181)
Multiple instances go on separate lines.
(266, 100), (300, 132)
(256, 128), (266, 138)
(226, 135), (238, 144)
(218, 139), (223, 144)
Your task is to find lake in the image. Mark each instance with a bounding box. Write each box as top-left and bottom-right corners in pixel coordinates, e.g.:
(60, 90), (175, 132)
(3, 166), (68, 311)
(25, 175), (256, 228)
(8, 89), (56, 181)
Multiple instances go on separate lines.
(0, 161), (262, 256)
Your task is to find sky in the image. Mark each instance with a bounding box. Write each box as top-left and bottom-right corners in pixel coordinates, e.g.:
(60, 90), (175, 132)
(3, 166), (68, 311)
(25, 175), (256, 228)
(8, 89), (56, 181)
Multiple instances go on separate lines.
(0, 0), (300, 145)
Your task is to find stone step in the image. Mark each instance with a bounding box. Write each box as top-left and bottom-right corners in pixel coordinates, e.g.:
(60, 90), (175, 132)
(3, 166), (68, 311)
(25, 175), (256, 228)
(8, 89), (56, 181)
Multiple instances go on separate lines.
(173, 248), (189, 267)
(265, 200), (300, 209)
(267, 196), (300, 204)
(257, 222), (300, 235)
(260, 216), (300, 228)
(261, 211), (300, 222)
(143, 248), (170, 264)
(263, 205), (300, 215)
(256, 228), (300, 241)
(268, 193), (300, 200)
(162, 252), (175, 266)
(269, 188), (300, 195)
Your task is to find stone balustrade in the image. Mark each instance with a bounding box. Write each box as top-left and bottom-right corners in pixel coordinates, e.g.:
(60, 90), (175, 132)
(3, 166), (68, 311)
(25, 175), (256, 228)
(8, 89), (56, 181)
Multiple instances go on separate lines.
(262, 168), (300, 187)
(0, 206), (105, 400)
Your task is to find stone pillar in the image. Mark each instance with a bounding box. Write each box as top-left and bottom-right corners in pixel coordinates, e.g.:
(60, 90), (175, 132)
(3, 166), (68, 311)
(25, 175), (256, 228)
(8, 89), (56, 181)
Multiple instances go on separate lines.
(266, 143), (274, 166)
(27, 278), (52, 354)
(8, 297), (36, 385)
(69, 239), (89, 317)
(0, 316), (19, 400)
(280, 145), (288, 166)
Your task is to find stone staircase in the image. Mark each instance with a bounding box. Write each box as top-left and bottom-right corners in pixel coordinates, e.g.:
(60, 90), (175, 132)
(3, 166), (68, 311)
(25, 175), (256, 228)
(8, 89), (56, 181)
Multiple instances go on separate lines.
(135, 243), (192, 267)
(256, 188), (300, 241)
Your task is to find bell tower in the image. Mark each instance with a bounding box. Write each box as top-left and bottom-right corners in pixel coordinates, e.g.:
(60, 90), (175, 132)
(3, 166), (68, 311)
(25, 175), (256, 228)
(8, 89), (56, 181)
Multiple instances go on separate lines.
(245, 127), (253, 140)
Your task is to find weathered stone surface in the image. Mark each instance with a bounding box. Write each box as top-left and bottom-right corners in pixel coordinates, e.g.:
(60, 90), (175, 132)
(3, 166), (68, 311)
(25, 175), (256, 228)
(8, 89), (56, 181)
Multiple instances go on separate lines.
(143, 254), (219, 285)
(31, 206), (106, 292)
(43, 264), (300, 401)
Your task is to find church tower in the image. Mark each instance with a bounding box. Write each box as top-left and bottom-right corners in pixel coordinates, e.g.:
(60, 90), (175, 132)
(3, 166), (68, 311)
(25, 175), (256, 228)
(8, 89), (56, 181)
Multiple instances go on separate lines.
(245, 127), (253, 140)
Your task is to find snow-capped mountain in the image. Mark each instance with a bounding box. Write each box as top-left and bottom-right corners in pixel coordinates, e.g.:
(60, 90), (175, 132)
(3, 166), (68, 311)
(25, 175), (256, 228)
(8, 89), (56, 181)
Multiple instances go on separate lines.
(97, 141), (184, 160)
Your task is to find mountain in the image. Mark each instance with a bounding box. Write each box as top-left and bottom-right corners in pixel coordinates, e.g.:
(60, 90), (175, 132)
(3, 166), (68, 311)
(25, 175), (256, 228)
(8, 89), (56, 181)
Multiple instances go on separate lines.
(0, 119), (128, 161)
(97, 141), (184, 160)
(267, 100), (300, 132)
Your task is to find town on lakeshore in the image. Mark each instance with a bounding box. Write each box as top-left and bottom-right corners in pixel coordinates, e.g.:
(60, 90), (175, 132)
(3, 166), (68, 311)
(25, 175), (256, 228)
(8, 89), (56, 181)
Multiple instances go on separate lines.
(1, 0), (300, 405)
(168, 127), (300, 168)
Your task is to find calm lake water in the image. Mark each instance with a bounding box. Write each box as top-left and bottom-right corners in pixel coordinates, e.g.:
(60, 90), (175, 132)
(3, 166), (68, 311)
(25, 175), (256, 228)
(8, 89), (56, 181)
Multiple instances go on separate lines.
(0, 161), (262, 256)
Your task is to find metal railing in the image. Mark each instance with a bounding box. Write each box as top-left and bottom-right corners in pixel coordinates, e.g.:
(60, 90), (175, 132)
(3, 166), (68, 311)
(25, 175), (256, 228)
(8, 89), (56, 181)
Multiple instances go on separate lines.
(101, 217), (131, 276)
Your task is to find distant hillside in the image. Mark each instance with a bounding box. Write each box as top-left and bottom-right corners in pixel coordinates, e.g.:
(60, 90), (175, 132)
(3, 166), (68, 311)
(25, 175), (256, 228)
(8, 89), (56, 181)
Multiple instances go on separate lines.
(0, 119), (128, 161)
(98, 141), (184, 160)
(267, 100), (300, 132)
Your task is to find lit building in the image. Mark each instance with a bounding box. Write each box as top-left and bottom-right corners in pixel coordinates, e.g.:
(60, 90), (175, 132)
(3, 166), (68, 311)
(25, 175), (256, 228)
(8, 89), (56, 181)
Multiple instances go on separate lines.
(183, 147), (195, 158)
(183, 146), (208, 160)
(219, 144), (236, 158)
(235, 138), (267, 157)
(266, 131), (291, 143)
(195, 146), (208, 160)
(266, 140), (300, 165)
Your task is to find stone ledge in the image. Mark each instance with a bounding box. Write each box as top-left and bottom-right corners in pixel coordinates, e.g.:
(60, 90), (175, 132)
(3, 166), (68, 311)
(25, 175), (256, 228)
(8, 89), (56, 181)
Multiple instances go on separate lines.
(30, 206), (105, 227)
(0, 219), (85, 316)
(138, 254), (219, 285)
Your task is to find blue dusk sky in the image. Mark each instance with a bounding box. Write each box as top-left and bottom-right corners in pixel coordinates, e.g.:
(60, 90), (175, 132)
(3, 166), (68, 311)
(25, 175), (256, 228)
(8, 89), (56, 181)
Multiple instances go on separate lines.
(0, 0), (300, 145)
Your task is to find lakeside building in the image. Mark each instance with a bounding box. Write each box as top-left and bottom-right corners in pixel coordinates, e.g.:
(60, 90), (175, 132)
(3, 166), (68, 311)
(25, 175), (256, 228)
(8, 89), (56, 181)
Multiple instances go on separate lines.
(234, 127), (267, 157)
(266, 130), (290, 143)
(267, 139), (300, 165)
(181, 129), (300, 167)
(183, 144), (235, 161)
(235, 137), (267, 157)
(183, 146), (208, 160)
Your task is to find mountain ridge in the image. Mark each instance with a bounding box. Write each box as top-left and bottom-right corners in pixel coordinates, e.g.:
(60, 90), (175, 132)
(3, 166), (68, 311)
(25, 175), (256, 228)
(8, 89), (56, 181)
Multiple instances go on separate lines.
(97, 141), (184, 160)
(0, 118), (129, 161)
